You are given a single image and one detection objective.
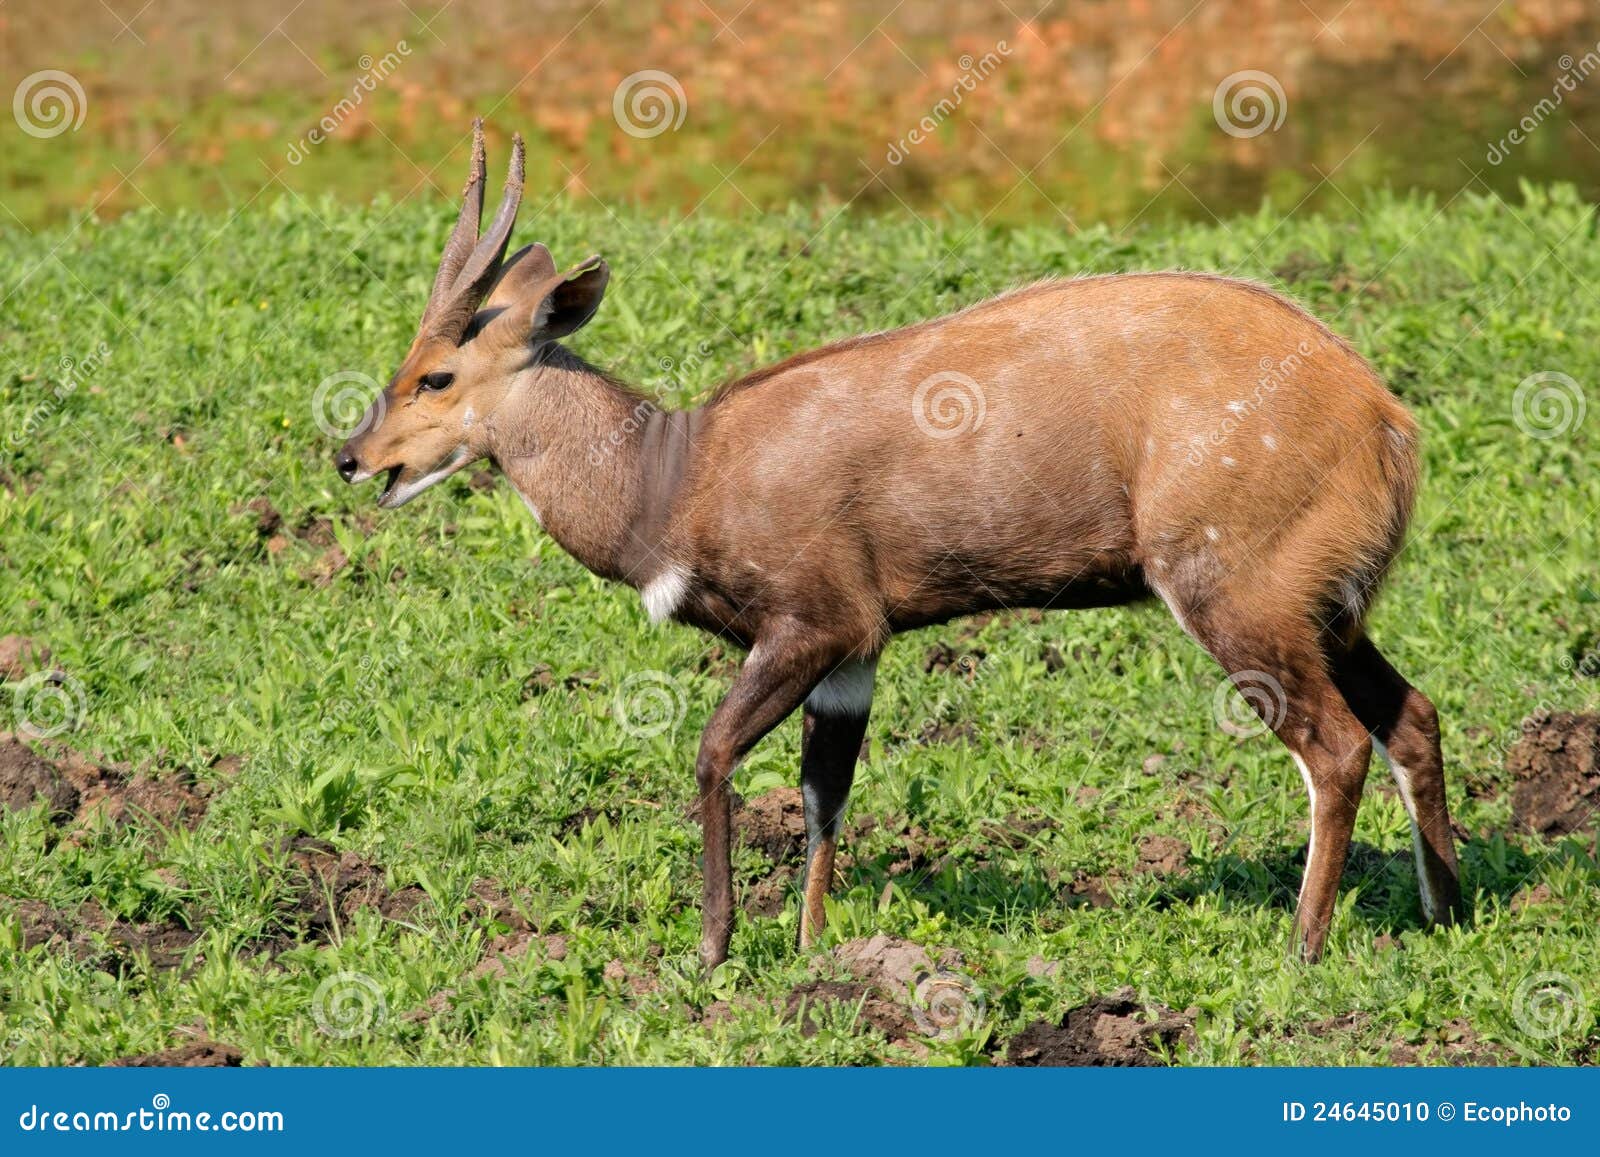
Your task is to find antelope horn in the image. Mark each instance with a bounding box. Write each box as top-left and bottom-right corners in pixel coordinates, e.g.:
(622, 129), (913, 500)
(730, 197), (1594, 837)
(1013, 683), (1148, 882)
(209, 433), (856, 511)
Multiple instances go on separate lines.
(422, 130), (526, 343)
(418, 119), (487, 333)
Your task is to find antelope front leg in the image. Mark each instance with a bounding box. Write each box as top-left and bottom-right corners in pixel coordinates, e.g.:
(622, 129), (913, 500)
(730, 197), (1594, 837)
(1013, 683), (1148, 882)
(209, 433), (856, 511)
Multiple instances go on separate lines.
(694, 631), (843, 970)
(797, 658), (875, 947)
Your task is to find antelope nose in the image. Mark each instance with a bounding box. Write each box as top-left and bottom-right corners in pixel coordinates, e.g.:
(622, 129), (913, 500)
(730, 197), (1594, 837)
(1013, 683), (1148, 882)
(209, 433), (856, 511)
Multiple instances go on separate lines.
(335, 450), (360, 483)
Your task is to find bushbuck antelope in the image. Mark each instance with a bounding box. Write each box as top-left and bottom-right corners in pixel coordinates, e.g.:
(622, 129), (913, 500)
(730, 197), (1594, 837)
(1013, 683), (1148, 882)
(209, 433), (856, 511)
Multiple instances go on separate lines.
(336, 123), (1463, 969)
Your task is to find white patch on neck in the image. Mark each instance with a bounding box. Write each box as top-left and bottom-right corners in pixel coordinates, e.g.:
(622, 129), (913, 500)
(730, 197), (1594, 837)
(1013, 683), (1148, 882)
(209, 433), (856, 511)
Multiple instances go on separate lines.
(641, 564), (691, 623)
(462, 405), (477, 429)
(805, 655), (878, 717)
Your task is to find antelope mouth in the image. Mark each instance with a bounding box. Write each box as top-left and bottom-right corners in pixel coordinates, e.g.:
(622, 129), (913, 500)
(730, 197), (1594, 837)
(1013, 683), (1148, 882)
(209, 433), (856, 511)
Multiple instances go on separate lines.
(377, 465), (406, 507)
(375, 446), (473, 510)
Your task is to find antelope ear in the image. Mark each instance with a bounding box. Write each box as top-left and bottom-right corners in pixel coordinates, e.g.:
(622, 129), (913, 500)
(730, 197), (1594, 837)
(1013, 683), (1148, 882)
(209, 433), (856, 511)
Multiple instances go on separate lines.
(532, 256), (609, 341)
(484, 243), (557, 312)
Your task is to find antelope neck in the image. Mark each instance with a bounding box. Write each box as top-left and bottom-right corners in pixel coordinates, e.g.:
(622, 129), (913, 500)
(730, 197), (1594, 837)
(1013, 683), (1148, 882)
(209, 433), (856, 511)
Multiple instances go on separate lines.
(620, 405), (703, 587)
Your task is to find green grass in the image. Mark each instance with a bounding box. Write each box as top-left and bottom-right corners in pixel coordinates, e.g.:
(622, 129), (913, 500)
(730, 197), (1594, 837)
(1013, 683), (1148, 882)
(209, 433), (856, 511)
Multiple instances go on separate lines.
(1, 185), (1597, 1066)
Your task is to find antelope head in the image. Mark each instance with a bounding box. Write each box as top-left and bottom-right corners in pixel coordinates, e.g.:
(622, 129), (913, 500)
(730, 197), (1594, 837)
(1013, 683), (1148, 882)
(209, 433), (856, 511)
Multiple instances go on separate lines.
(336, 120), (610, 508)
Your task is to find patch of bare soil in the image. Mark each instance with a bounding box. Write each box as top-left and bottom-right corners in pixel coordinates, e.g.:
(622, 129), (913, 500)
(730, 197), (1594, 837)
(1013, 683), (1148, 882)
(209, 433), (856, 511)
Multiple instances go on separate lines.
(1067, 871), (1117, 908)
(10, 898), (202, 975)
(785, 980), (920, 1042)
(1135, 834), (1190, 875)
(520, 664), (600, 699)
(0, 734), (212, 835)
(744, 866), (796, 916)
(733, 788), (806, 866)
(978, 810), (1059, 851)
(782, 936), (967, 1049)
(108, 1040), (244, 1067)
(846, 815), (953, 879)
(0, 635), (50, 681)
(1508, 712), (1600, 837)
(275, 837), (427, 942)
(1389, 1019), (1516, 1066)
(1003, 987), (1196, 1066)
(922, 642), (985, 678)
(917, 719), (979, 746)
(0, 737), (78, 820)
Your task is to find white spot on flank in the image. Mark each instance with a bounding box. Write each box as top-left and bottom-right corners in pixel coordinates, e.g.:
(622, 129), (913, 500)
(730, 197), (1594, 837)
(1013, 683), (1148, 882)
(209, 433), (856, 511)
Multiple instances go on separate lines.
(641, 564), (691, 623)
(1374, 739), (1440, 923)
(1221, 456), (1237, 468)
(1262, 433), (1278, 451)
(1204, 525), (1220, 543)
(805, 655), (879, 717)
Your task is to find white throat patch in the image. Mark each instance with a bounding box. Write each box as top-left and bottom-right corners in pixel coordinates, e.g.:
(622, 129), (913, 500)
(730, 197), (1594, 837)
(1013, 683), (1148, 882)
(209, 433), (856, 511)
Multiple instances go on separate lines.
(641, 564), (692, 623)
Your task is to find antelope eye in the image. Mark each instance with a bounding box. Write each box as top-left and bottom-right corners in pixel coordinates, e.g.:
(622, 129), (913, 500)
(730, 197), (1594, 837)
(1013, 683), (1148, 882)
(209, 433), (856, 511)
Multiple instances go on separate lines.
(418, 371), (455, 392)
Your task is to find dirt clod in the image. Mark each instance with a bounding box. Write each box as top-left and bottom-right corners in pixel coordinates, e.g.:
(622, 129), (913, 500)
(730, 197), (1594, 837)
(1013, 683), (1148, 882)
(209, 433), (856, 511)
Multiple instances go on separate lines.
(0, 636), (50, 681)
(108, 1040), (243, 1067)
(1508, 712), (1600, 837)
(785, 979), (919, 1042)
(831, 934), (960, 991)
(1004, 988), (1195, 1066)
(923, 642), (984, 678)
(1135, 834), (1190, 875)
(277, 837), (426, 941)
(1389, 1019), (1516, 1066)
(0, 734), (210, 834)
(734, 788), (807, 865)
(0, 737), (79, 819)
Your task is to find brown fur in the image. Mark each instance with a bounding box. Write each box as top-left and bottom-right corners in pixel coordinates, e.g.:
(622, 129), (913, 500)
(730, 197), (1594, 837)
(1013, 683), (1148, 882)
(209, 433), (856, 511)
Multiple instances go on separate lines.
(337, 131), (1461, 973)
